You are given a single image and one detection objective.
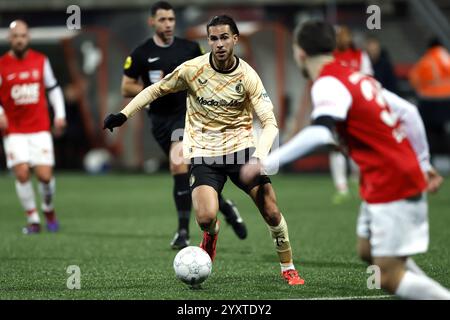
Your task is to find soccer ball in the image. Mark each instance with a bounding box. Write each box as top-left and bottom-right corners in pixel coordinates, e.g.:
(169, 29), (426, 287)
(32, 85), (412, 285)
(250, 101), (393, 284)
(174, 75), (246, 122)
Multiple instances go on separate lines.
(83, 148), (112, 174)
(173, 246), (212, 287)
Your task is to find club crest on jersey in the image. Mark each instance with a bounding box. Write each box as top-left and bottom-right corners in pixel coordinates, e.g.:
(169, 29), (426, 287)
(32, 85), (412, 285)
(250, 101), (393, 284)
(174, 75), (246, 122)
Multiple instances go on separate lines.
(235, 82), (243, 94)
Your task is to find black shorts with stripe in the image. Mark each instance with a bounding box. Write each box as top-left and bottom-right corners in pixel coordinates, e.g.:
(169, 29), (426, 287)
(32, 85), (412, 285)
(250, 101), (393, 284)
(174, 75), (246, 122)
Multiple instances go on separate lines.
(189, 148), (271, 194)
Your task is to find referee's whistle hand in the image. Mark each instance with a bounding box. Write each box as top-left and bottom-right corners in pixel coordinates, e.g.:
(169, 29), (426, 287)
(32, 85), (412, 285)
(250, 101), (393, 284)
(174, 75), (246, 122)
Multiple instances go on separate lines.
(103, 113), (127, 132)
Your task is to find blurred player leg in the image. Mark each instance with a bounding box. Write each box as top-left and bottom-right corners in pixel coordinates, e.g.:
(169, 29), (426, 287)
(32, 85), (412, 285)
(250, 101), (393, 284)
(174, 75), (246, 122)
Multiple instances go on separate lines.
(329, 151), (350, 204)
(248, 183), (304, 285)
(359, 197), (450, 299)
(357, 237), (372, 264)
(13, 163), (40, 234)
(35, 165), (59, 232)
(4, 135), (40, 233)
(374, 257), (450, 299)
(30, 132), (58, 232)
(169, 141), (191, 250)
(358, 237), (427, 276)
(218, 195), (247, 239)
(192, 185), (220, 261)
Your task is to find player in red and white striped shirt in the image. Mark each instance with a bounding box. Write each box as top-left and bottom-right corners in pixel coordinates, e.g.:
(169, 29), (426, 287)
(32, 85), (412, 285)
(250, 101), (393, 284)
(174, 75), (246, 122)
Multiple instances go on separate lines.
(0, 20), (66, 234)
(241, 21), (449, 299)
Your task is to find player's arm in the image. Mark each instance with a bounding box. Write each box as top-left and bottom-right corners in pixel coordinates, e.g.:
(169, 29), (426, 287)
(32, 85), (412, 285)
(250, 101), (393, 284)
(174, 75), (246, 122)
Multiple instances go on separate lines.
(382, 89), (443, 192)
(0, 75), (7, 130)
(44, 58), (66, 137)
(247, 71), (279, 160)
(0, 105), (7, 130)
(261, 117), (337, 174)
(361, 51), (374, 76)
(241, 76), (350, 182)
(121, 75), (143, 98)
(104, 63), (188, 132)
(287, 80), (313, 141)
(121, 54), (144, 98)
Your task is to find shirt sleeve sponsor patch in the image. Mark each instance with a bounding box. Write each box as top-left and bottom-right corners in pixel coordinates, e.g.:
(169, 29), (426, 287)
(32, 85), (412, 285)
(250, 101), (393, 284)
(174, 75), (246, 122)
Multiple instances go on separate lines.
(124, 56), (132, 70)
(260, 92), (271, 103)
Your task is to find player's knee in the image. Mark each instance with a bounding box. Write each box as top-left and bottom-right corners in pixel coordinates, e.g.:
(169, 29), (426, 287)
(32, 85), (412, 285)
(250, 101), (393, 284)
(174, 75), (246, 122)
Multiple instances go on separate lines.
(37, 174), (52, 184)
(170, 162), (188, 175)
(379, 269), (398, 293)
(196, 214), (216, 231)
(358, 252), (372, 265)
(15, 168), (30, 183)
(375, 261), (403, 293)
(357, 246), (372, 264)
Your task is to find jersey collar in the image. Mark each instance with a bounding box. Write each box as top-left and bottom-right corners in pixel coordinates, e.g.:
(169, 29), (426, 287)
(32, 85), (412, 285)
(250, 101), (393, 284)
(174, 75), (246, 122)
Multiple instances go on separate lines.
(209, 53), (240, 74)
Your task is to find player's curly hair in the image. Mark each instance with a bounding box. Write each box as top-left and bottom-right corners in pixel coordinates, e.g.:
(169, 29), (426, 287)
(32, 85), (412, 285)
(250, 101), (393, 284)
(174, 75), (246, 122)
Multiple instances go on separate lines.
(206, 15), (240, 36)
(295, 20), (336, 56)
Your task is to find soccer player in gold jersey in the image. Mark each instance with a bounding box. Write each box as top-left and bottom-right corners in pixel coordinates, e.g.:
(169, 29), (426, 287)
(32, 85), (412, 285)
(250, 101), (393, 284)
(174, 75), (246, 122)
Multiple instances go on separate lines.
(104, 15), (304, 285)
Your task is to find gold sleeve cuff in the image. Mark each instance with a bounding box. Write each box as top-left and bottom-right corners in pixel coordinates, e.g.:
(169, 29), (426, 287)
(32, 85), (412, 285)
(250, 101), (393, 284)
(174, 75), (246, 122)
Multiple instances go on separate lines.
(253, 122), (279, 160)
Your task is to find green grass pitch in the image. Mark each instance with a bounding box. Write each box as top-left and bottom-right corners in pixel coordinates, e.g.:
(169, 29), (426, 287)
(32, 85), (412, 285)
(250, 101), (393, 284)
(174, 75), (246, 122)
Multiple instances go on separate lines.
(0, 173), (449, 300)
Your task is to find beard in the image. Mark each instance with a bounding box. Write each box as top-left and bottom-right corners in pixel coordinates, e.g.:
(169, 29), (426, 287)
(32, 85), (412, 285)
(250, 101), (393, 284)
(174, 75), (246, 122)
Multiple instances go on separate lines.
(12, 44), (28, 59)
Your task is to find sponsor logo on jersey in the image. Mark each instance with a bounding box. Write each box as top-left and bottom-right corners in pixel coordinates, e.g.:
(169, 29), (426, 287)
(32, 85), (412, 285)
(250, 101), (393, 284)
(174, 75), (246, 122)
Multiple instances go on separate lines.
(32, 69), (40, 80)
(149, 70), (164, 83)
(196, 96), (241, 107)
(11, 83), (40, 105)
(6, 73), (17, 81)
(19, 72), (30, 80)
(123, 56), (132, 70)
(198, 78), (208, 85)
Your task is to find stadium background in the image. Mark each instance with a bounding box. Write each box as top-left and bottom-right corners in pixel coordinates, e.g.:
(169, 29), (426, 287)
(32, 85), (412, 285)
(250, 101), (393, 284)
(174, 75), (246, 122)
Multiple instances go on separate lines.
(1, 0), (449, 174)
(0, 0), (450, 301)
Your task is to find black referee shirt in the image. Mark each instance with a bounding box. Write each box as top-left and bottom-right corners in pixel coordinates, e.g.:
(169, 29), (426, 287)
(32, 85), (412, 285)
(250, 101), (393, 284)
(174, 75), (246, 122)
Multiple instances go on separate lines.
(123, 36), (202, 115)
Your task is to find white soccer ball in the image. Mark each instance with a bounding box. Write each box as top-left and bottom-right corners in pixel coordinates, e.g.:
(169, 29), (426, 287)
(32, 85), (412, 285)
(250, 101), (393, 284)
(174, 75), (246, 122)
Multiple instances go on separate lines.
(173, 246), (212, 287)
(83, 148), (112, 174)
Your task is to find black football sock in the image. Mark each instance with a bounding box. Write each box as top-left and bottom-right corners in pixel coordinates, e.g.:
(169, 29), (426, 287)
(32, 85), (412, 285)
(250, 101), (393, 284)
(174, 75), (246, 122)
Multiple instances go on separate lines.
(173, 173), (192, 233)
(218, 194), (233, 220)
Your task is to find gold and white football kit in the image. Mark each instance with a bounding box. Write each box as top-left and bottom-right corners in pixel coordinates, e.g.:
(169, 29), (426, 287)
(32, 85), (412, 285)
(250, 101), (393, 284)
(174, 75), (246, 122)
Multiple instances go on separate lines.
(121, 52), (278, 160)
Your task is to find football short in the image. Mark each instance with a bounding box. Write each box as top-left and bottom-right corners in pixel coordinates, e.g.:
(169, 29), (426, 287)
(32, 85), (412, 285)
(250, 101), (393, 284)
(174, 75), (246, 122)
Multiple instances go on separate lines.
(189, 148), (271, 194)
(149, 111), (186, 156)
(3, 131), (55, 168)
(357, 194), (429, 257)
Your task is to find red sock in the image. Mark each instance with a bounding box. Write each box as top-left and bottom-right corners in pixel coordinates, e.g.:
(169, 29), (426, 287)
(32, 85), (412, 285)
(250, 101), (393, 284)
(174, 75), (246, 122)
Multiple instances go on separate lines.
(44, 210), (56, 223)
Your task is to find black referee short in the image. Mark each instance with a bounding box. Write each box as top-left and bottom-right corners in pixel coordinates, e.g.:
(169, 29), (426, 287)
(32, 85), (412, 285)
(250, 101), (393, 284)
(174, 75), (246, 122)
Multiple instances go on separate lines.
(189, 148), (271, 194)
(149, 111), (186, 156)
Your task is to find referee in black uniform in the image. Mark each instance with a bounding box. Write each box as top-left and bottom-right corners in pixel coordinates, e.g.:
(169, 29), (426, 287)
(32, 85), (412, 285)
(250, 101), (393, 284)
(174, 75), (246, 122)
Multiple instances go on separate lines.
(121, 1), (247, 249)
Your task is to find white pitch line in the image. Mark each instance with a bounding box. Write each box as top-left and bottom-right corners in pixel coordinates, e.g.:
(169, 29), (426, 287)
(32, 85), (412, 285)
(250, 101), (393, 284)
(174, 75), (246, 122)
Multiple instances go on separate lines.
(292, 295), (393, 300)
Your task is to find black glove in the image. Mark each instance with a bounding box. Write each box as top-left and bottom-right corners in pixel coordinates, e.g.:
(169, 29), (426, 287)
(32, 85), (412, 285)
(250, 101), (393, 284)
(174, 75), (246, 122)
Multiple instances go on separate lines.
(103, 113), (127, 132)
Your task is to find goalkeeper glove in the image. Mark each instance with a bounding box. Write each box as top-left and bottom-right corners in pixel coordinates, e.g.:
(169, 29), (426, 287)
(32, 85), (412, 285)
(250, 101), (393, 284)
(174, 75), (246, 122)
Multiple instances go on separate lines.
(103, 113), (127, 132)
